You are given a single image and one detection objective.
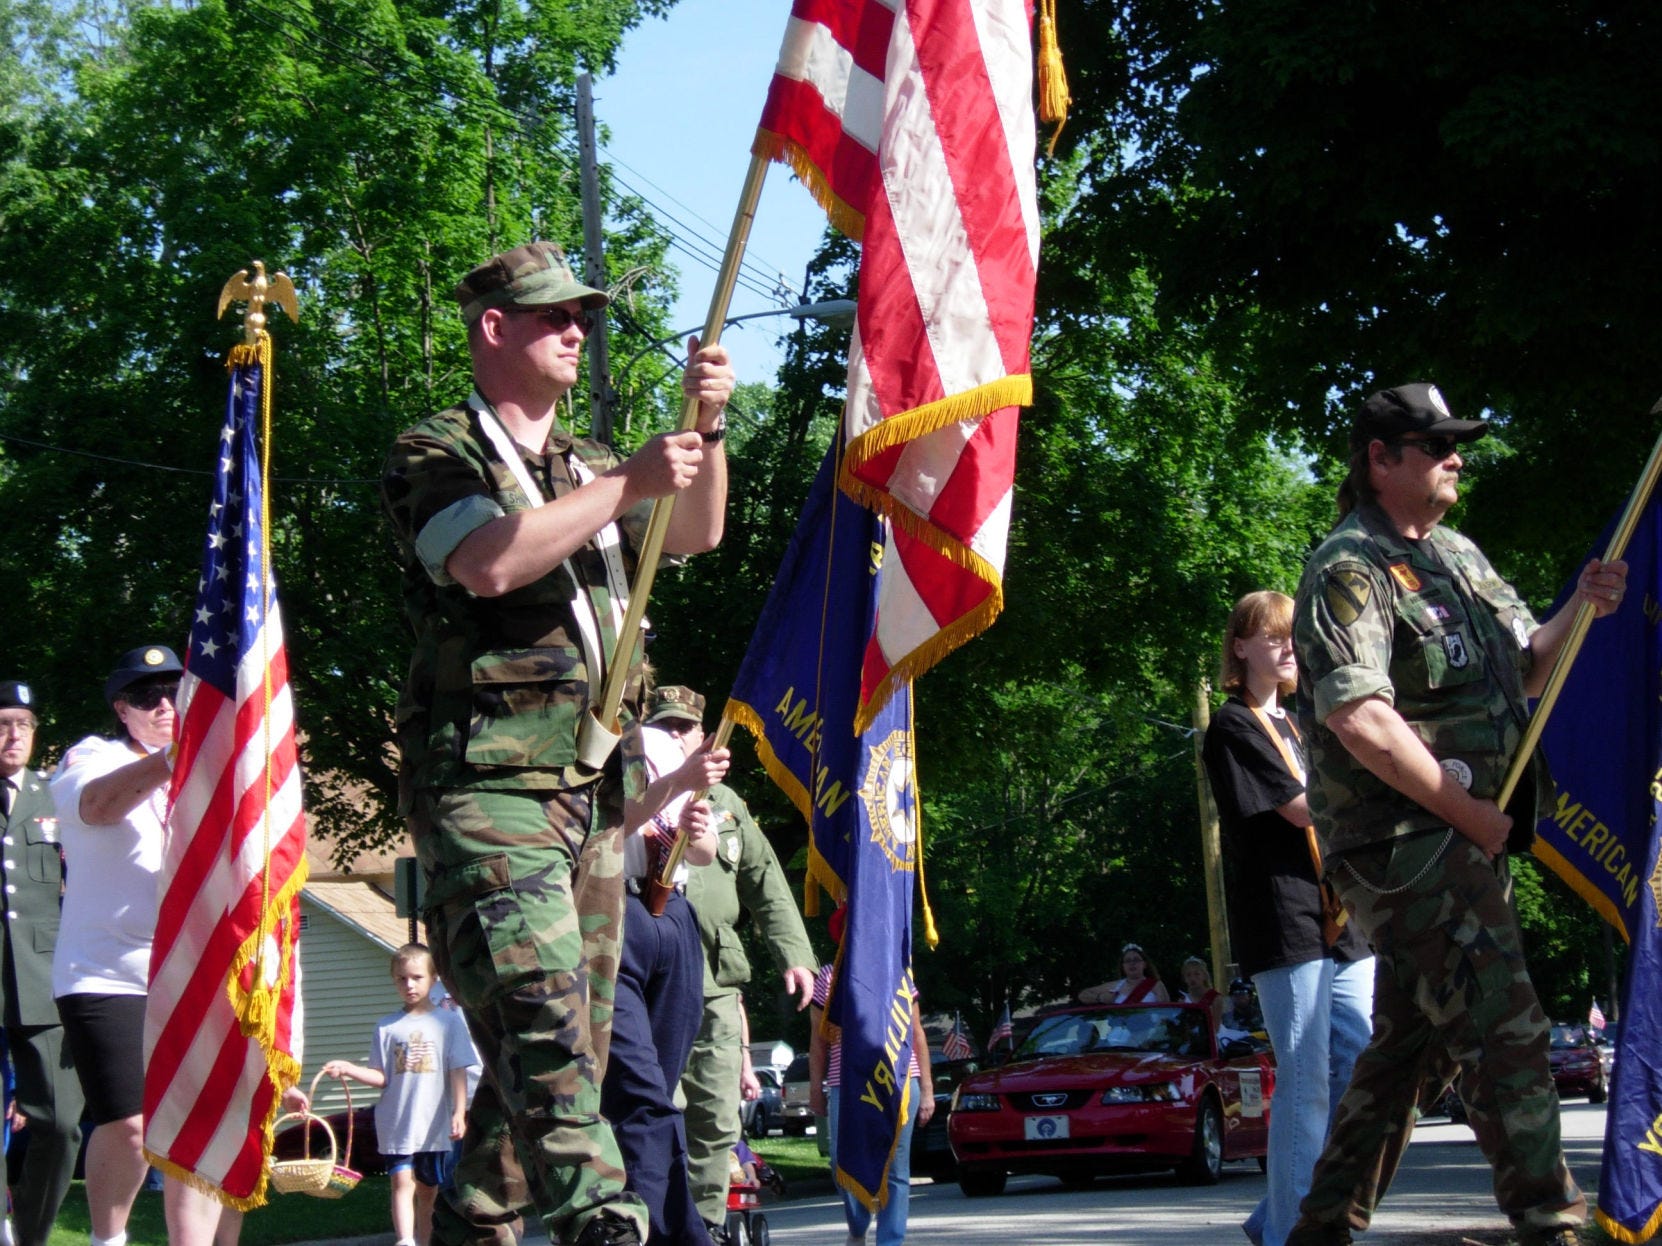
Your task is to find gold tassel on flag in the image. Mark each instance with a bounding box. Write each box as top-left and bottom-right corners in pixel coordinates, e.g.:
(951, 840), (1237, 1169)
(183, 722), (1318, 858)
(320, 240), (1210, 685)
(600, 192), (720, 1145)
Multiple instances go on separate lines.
(1037, 0), (1071, 156)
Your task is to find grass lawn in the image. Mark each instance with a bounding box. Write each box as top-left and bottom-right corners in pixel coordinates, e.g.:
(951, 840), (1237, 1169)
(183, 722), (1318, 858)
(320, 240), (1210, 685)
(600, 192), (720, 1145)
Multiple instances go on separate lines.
(43, 1140), (828, 1246)
(48, 1176), (397, 1246)
(747, 1131), (831, 1188)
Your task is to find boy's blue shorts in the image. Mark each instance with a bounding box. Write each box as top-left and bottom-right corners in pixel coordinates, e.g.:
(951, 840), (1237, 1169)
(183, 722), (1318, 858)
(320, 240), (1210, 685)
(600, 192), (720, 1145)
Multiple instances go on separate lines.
(382, 1148), (456, 1188)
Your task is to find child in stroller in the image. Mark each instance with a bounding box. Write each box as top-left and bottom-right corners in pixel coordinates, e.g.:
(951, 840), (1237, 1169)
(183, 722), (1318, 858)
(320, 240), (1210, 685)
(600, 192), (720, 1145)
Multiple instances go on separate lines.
(724, 1138), (786, 1246)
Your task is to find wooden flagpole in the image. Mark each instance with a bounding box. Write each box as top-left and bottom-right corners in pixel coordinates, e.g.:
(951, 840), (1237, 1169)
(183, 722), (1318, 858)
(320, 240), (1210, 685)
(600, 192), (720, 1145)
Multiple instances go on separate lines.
(1497, 408), (1662, 809)
(577, 154), (772, 767)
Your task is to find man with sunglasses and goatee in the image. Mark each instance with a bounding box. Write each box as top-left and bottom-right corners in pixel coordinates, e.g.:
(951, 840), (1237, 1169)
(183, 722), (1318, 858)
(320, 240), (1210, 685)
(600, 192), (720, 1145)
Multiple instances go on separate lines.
(1286, 384), (1627, 1246)
(382, 241), (734, 1246)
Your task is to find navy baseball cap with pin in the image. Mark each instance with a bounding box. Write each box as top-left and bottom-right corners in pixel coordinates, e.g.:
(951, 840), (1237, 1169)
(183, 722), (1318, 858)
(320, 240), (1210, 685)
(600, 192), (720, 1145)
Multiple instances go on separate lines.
(104, 645), (183, 705)
(1352, 382), (1489, 448)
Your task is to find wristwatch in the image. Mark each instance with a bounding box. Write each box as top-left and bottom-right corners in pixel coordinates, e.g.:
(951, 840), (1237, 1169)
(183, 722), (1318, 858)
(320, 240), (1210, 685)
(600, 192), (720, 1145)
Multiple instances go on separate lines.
(702, 419), (726, 444)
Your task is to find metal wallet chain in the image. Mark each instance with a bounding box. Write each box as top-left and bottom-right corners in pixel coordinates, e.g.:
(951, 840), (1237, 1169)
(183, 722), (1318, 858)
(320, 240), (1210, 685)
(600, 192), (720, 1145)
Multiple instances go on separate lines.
(1340, 827), (1455, 896)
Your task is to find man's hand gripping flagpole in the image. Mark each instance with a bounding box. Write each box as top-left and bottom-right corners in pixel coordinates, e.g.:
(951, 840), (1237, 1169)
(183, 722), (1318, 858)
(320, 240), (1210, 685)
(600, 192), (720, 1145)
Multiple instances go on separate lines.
(1495, 399), (1662, 812)
(572, 154), (770, 774)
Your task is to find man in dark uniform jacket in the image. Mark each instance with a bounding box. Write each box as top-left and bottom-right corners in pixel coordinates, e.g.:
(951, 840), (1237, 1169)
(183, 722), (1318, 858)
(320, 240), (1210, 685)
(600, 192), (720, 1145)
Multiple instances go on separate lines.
(0, 680), (84, 1246)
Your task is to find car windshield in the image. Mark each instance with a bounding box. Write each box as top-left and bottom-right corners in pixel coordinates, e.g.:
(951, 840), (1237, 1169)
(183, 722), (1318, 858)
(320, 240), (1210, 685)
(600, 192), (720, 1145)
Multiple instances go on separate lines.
(1549, 1025), (1588, 1049)
(1015, 1006), (1210, 1060)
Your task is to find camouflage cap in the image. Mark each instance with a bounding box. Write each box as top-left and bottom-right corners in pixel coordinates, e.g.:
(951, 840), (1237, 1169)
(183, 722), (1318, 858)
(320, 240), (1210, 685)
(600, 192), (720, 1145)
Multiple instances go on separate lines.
(453, 241), (609, 326)
(0, 681), (34, 712)
(1352, 382), (1488, 448)
(104, 644), (183, 704)
(644, 685), (705, 726)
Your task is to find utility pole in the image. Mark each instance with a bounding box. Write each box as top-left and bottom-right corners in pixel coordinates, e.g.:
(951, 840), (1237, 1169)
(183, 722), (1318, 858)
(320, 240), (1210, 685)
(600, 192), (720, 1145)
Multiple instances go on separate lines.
(575, 73), (617, 446)
(1192, 677), (1232, 990)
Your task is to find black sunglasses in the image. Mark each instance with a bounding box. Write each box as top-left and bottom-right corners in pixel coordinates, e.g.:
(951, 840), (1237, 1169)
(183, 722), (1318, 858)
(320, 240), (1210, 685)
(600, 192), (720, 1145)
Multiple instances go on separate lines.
(1391, 435), (1461, 461)
(506, 306), (595, 335)
(123, 682), (179, 710)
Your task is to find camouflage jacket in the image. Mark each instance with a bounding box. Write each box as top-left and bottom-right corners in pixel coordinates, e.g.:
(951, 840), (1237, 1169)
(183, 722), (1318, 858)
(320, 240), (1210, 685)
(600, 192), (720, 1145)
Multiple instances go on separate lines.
(1292, 503), (1553, 855)
(382, 393), (651, 802)
(684, 783), (815, 997)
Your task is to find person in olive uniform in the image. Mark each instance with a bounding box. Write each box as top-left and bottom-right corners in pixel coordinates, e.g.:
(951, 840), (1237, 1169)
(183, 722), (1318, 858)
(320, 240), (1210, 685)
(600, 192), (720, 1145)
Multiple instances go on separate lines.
(642, 687), (815, 1237)
(1286, 383), (1627, 1246)
(0, 680), (84, 1246)
(381, 241), (734, 1246)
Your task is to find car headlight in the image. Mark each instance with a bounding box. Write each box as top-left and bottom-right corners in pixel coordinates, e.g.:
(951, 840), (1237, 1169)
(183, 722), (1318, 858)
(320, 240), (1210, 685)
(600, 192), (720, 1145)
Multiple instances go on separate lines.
(953, 1091), (1002, 1112)
(1101, 1083), (1182, 1104)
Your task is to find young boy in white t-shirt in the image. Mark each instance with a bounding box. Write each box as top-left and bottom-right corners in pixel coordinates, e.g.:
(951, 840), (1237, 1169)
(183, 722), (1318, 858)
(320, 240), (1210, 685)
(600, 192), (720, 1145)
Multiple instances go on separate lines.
(323, 944), (478, 1246)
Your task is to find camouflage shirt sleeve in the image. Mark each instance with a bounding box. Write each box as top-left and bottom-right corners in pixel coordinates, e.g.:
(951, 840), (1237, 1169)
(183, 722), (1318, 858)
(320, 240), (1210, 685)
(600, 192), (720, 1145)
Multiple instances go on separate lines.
(383, 419), (503, 588)
(1296, 555), (1397, 725)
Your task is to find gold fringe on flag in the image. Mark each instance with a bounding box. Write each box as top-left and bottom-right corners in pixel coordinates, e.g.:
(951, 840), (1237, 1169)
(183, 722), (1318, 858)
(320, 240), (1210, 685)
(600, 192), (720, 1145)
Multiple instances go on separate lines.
(752, 129), (868, 242)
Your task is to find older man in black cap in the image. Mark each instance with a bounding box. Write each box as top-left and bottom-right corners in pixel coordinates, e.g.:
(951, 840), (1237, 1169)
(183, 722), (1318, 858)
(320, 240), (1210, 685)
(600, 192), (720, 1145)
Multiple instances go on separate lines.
(382, 241), (734, 1246)
(0, 680), (84, 1246)
(1287, 383), (1627, 1246)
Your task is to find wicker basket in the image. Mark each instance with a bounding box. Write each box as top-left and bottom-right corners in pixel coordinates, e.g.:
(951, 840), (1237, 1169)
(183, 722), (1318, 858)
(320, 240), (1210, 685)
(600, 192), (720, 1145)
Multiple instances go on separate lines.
(269, 1071), (363, 1198)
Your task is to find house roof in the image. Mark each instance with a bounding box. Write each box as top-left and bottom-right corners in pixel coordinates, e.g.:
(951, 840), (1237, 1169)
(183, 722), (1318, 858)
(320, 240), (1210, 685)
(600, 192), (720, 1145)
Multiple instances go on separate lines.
(303, 877), (414, 953)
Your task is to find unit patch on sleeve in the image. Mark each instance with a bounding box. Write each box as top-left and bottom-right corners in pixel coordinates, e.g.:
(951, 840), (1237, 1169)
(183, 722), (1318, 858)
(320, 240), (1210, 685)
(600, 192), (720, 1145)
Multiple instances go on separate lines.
(1325, 567), (1373, 627)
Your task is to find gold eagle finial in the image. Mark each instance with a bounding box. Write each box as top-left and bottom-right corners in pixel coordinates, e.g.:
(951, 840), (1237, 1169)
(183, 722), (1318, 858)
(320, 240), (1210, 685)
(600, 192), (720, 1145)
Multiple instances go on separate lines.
(217, 261), (299, 345)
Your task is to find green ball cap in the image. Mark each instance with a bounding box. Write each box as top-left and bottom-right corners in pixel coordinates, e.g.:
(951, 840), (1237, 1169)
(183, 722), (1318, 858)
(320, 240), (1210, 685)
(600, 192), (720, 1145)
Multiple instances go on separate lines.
(453, 241), (608, 326)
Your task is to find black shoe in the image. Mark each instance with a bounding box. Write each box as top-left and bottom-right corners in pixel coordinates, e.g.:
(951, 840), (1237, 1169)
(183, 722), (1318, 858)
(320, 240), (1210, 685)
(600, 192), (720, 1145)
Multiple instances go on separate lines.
(1284, 1228), (1353, 1246)
(704, 1221), (731, 1246)
(573, 1213), (644, 1246)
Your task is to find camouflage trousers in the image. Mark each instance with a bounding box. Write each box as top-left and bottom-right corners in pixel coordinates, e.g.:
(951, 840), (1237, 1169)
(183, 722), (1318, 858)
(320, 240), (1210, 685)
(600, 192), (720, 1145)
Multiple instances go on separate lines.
(681, 989), (745, 1226)
(1289, 829), (1585, 1240)
(410, 784), (649, 1245)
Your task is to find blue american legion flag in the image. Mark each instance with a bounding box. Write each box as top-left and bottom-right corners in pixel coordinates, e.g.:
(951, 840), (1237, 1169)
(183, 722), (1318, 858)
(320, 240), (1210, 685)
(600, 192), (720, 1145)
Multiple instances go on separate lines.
(1530, 488), (1662, 1243)
(143, 345), (307, 1205)
(729, 443), (919, 1212)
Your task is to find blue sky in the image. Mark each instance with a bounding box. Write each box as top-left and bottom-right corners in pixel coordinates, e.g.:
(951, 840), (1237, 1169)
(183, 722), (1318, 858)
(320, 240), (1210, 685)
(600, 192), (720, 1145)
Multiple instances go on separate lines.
(595, 0), (832, 384)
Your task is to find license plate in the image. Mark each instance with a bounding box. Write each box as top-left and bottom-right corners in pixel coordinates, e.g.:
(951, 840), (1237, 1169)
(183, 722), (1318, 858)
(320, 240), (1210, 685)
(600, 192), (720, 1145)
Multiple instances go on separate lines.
(1024, 1114), (1070, 1141)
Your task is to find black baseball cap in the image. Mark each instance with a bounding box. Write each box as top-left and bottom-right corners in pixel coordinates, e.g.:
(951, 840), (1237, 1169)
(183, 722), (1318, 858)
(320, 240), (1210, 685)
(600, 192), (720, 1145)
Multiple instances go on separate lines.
(1351, 382), (1488, 449)
(105, 645), (183, 704)
(0, 682), (35, 713)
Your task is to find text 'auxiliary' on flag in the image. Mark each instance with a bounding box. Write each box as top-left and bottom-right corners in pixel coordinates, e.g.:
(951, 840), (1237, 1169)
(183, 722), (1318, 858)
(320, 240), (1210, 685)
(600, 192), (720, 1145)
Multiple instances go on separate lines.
(729, 445), (920, 1214)
(143, 338), (308, 1207)
(756, 0), (1039, 729)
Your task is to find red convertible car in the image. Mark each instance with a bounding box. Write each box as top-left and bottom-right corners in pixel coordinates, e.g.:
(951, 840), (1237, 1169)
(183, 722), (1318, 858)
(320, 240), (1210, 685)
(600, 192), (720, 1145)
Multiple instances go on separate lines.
(947, 1002), (1275, 1196)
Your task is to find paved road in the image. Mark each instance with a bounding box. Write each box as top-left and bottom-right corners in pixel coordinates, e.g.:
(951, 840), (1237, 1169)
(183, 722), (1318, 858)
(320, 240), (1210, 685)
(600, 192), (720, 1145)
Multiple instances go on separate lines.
(735, 1101), (1608, 1245)
(290, 1102), (1606, 1246)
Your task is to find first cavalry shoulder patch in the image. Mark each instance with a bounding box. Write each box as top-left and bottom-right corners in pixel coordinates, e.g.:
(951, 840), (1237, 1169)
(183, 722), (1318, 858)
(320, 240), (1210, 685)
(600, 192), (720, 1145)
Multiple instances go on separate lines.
(1325, 568), (1373, 627)
(1388, 563), (1422, 592)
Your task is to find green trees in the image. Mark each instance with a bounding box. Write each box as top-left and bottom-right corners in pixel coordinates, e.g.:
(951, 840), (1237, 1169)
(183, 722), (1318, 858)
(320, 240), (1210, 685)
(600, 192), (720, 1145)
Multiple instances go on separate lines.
(0, 0), (1637, 1027)
(0, 0), (679, 846)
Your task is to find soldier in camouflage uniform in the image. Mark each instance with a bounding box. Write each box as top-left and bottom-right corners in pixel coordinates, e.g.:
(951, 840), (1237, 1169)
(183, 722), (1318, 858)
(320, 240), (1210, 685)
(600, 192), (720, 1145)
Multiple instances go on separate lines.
(1285, 383), (1627, 1246)
(381, 241), (735, 1246)
(641, 687), (816, 1237)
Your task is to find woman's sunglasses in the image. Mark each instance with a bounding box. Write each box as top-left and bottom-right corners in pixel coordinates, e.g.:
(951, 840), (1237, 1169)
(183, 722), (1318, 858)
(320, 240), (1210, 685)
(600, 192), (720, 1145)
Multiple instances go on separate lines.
(123, 683), (179, 710)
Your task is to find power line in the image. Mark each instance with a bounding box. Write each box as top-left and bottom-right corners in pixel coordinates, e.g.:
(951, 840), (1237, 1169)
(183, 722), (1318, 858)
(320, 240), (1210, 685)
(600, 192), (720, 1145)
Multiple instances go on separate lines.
(596, 140), (800, 303)
(236, 0), (795, 306)
(0, 431), (377, 488)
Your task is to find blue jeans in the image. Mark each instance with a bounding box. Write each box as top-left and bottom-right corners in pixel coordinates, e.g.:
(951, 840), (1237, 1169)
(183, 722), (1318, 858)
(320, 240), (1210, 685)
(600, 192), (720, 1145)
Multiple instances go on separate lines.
(827, 1077), (919, 1245)
(1242, 956), (1374, 1246)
